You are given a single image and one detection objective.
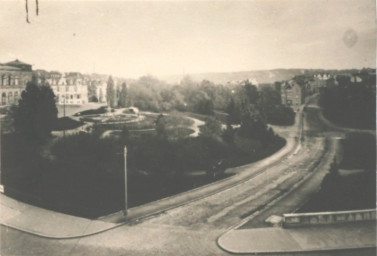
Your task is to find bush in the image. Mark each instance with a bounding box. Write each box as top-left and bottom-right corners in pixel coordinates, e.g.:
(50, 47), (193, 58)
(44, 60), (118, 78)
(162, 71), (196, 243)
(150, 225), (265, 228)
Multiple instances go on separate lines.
(74, 106), (107, 116)
(340, 132), (376, 170)
(48, 133), (124, 217)
(319, 83), (375, 129)
(265, 106), (295, 126)
(54, 117), (83, 131)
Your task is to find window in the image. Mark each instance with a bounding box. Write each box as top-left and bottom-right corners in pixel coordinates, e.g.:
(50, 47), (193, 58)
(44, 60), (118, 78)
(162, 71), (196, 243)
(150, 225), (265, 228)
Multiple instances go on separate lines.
(2, 93), (6, 105)
(1, 75), (6, 86)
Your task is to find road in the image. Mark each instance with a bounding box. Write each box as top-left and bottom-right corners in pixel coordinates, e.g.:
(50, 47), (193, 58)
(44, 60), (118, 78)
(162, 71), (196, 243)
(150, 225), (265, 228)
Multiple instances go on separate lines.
(2, 100), (374, 256)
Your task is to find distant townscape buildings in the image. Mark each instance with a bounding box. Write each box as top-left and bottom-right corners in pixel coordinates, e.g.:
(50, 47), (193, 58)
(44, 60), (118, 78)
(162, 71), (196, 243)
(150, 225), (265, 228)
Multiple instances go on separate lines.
(280, 80), (304, 108)
(0, 59), (113, 106)
(86, 79), (107, 103)
(280, 69), (376, 109)
(34, 70), (89, 105)
(0, 60), (33, 105)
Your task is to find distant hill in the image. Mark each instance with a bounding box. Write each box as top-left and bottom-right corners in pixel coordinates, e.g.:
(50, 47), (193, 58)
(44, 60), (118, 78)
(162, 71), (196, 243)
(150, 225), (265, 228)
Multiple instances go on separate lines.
(162, 69), (314, 85)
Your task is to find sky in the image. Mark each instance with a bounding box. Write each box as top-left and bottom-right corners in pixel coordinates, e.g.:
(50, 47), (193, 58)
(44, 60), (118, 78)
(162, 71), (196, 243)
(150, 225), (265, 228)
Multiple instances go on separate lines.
(1, 0), (376, 78)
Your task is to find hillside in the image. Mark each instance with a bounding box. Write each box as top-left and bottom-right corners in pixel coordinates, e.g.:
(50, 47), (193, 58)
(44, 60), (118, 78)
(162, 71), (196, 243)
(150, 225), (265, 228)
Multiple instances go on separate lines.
(162, 69), (310, 85)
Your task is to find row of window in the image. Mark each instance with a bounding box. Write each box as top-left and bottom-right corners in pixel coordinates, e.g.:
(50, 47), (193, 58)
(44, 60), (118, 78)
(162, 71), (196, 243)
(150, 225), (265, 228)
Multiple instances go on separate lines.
(48, 79), (84, 86)
(54, 86), (81, 92)
(1, 92), (20, 105)
(56, 94), (82, 100)
(1, 91), (19, 97)
(1, 75), (28, 86)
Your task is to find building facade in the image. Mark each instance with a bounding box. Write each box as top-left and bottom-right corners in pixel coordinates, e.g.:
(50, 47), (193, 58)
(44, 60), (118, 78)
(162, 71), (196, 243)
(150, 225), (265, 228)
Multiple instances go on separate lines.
(87, 79), (107, 103)
(0, 60), (33, 105)
(36, 71), (89, 105)
(281, 80), (304, 108)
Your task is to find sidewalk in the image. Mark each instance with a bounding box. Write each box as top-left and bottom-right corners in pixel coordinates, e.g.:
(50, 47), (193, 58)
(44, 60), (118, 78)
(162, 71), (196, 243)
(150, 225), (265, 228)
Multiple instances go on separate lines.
(217, 222), (376, 254)
(0, 194), (119, 239)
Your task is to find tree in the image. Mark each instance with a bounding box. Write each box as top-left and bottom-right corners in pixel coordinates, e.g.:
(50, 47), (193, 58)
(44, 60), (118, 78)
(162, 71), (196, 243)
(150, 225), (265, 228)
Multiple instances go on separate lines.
(155, 114), (168, 138)
(11, 77), (58, 142)
(243, 81), (259, 104)
(106, 76), (116, 108)
(238, 106), (272, 142)
(341, 132), (376, 170)
(88, 83), (97, 102)
(199, 117), (223, 138)
(195, 98), (214, 115)
(97, 88), (103, 103)
(226, 98), (241, 124)
(222, 124), (235, 145)
(259, 86), (295, 126)
(118, 82), (128, 107)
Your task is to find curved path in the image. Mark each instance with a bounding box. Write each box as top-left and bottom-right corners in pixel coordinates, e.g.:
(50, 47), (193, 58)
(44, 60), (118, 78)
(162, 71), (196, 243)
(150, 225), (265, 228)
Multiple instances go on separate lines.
(187, 116), (205, 137)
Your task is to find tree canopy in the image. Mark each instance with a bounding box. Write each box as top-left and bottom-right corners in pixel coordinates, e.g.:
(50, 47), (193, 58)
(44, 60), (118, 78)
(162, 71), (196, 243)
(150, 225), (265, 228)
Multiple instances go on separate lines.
(118, 82), (128, 107)
(106, 76), (116, 108)
(11, 77), (58, 142)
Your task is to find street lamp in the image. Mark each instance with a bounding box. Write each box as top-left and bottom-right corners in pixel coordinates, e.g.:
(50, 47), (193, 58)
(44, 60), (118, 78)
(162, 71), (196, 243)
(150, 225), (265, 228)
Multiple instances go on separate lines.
(123, 146), (128, 216)
(63, 83), (67, 138)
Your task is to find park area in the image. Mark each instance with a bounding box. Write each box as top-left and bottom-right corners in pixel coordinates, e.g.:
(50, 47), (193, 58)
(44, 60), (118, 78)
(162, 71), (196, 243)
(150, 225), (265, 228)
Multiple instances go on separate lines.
(1, 103), (286, 218)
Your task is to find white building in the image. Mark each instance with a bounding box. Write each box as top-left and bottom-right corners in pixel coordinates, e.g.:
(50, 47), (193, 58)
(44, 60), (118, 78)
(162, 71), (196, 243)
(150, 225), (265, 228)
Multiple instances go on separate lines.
(36, 71), (89, 105)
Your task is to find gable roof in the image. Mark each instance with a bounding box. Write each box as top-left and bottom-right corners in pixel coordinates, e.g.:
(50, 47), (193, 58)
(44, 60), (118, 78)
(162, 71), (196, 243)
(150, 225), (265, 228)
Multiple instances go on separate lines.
(5, 59), (31, 66)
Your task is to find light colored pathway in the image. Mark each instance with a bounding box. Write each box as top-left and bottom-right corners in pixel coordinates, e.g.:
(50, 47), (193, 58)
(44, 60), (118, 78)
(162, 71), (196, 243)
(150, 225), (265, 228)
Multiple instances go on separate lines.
(0, 194), (118, 239)
(187, 116), (205, 137)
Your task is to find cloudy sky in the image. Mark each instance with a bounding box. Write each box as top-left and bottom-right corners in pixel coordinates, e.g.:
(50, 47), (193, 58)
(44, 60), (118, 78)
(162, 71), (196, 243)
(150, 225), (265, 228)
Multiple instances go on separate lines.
(1, 0), (375, 78)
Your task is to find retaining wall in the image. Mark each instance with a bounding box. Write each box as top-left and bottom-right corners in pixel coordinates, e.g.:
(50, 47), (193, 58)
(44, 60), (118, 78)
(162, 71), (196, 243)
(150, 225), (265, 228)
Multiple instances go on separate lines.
(283, 209), (376, 228)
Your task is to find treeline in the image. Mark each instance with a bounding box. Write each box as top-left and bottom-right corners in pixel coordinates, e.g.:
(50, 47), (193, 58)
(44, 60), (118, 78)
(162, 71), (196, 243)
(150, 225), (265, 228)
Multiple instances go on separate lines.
(104, 75), (295, 126)
(319, 78), (376, 129)
(226, 82), (295, 126)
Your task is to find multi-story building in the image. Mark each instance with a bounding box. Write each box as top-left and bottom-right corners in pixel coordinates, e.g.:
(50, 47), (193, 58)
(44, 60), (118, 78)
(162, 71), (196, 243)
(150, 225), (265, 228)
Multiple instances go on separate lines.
(87, 79), (107, 103)
(36, 70), (88, 105)
(308, 73), (335, 92)
(1, 59), (115, 106)
(281, 80), (304, 108)
(0, 59), (33, 105)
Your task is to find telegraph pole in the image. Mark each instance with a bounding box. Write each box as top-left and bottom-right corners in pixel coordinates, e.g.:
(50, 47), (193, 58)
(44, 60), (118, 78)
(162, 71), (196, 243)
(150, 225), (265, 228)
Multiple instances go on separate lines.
(123, 146), (128, 216)
(63, 88), (66, 138)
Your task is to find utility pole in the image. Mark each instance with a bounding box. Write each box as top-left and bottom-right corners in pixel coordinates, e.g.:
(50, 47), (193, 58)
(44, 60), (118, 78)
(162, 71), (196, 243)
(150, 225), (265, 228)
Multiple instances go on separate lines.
(123, 146), (128, 216)
(63, 85), (66, 138)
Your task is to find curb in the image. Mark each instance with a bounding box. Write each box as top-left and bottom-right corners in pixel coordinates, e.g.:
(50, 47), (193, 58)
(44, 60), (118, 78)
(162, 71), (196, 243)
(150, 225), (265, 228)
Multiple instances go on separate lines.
(216, 137), (339, 254)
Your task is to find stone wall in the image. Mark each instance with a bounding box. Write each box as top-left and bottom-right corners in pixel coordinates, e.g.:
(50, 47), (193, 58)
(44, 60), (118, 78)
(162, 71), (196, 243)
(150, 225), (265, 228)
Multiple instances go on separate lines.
(283, 209), (376, 228)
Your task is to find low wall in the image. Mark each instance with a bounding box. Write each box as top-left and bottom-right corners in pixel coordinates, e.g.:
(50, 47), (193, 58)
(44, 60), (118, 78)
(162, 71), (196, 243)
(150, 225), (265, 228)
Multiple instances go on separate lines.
(283, 209), (376, 228)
